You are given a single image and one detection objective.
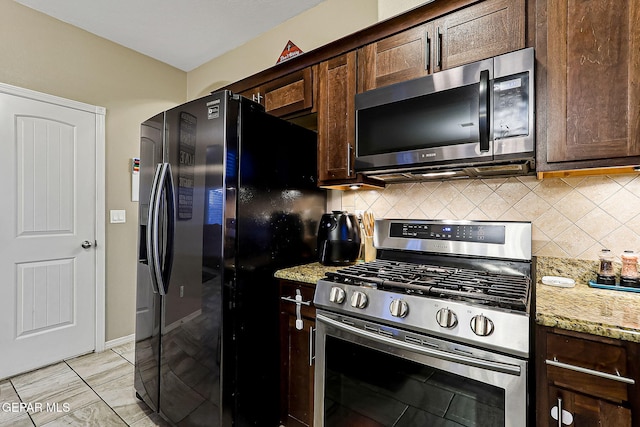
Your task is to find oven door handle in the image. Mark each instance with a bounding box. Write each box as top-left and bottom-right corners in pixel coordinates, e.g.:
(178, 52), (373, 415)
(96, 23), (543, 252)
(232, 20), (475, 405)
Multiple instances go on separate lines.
(317, 314), (521, 376)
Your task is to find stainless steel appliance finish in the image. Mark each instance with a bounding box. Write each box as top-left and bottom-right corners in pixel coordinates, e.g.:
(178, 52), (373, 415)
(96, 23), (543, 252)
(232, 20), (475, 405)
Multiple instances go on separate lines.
(134, 90), (325, 426)
(314, 219), (532, 426)
(355, 48), (535, 181)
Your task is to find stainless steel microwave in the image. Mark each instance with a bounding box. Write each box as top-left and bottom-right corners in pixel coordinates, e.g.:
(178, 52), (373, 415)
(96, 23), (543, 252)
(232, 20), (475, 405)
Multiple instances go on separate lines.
(355, 47), (535, 181)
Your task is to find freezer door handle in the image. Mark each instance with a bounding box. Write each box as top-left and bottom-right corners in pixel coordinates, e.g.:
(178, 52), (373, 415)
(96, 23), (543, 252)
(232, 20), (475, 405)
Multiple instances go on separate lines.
(147, 162), (176, 295)
(146, 164), (163, 294)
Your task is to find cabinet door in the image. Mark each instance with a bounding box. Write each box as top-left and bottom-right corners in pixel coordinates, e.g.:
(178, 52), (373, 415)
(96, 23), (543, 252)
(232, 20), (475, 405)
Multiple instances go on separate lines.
(239, 68), (315, 118)
(547, 387), (631, 427)
(280, 281), (316, 427)
(280, 314), (315, 427)
(543, 0), (640, 164)
(357, 23), (434, 92)
(432, 0), (525, 71)
(263, 67), (315, 117)
(318, 52), (357, 182)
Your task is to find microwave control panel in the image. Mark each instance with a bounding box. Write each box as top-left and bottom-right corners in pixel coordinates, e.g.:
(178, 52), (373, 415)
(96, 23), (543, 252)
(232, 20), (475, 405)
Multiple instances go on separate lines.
(493, 72), (529, 140)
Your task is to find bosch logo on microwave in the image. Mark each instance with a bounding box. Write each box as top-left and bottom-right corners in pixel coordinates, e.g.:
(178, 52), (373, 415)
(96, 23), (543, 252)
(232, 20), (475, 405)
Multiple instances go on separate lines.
(421, 153), (437, 158)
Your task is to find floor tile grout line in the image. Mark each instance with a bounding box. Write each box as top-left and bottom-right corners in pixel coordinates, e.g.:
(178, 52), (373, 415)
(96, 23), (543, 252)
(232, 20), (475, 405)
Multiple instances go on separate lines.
(6, 379), (36, 426)
(63, 349), (131, 426)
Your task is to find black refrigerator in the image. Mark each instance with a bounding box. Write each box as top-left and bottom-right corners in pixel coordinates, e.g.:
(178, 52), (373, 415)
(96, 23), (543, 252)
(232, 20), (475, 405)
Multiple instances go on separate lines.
(134, 90), (326, 426)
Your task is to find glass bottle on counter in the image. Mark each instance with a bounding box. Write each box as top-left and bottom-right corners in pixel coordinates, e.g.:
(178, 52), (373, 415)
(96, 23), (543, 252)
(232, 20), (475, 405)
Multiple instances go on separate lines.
(596, 249), (616, 285)
(620, 250), (639, 287)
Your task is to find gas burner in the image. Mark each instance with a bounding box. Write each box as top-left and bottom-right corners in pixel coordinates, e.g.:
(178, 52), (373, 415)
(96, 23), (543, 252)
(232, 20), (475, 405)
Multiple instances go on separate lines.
(325, 259), (530, 311)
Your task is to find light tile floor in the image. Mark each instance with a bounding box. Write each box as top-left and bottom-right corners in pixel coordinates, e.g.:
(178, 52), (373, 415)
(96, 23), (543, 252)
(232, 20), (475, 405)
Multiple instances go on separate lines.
(0, 343), (170, 426)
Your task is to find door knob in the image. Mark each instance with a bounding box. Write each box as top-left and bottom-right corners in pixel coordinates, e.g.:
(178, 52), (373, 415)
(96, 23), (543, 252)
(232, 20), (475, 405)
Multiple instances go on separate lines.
(81, 240), (93, 249)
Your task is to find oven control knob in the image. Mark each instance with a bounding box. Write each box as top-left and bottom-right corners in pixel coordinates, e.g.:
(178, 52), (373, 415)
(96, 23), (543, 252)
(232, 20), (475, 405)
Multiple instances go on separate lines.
(350, 291), (368, 309)
(470, 314), (494, 336)
(436, 307), (458, 328)
(389, 299), (409, 318)
(329, 287), (346, 304)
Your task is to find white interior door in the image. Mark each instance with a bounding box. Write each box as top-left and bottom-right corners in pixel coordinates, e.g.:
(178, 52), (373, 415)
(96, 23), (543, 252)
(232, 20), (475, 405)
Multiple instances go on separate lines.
(0, 84), (105, 380)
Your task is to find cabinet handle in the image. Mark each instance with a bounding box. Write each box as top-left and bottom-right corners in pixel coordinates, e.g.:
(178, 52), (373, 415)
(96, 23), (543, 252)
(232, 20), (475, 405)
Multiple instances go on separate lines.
(425, 31), (431, 72)
(557, 398), (562, 427)
(546, 358), (636, 384)
(280, 295), (312, 306)
(347, 144), (352, 176)
(309, 326), (315, 367)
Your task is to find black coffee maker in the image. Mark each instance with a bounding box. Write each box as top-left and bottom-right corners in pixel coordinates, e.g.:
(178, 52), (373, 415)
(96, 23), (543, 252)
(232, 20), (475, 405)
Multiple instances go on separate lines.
(317, 211), (361, 266)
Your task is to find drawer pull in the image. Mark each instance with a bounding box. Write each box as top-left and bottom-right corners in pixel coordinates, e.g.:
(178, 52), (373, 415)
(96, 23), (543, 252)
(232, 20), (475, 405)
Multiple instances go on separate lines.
(546, 358), (635, 385)
(280, 295), (311, 306)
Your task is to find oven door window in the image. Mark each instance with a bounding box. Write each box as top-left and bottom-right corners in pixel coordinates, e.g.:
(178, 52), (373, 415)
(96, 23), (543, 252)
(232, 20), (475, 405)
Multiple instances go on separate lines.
(324, 335), (504, 427)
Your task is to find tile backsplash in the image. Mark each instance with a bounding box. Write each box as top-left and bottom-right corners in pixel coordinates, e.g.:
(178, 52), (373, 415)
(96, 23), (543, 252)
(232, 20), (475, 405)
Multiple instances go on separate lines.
(340, 174), (640, 261)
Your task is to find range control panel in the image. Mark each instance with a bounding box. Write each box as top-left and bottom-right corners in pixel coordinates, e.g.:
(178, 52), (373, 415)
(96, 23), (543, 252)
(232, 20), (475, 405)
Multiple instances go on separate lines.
(389, 222), (505, 244)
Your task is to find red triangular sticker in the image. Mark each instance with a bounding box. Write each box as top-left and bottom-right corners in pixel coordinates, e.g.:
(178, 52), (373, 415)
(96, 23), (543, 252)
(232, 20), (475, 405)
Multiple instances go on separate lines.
(277, 40), (303, 64)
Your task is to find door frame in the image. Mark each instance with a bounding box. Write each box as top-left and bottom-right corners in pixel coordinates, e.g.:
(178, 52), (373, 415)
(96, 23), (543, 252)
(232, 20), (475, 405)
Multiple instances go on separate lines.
(0, 82), (106, 352)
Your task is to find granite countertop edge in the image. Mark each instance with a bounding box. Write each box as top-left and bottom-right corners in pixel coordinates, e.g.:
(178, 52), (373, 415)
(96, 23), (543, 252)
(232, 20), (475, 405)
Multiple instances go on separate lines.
(274, 262), (340, 285)
(535, 312), (640, 343)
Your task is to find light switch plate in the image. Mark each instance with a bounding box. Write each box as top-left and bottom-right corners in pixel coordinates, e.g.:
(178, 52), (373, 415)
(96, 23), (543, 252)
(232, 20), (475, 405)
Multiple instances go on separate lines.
(110, 210), (126, 224)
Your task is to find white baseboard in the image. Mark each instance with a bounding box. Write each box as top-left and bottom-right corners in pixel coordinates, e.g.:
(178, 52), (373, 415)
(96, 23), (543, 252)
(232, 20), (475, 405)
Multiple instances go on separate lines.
(104, 333), (135, 350)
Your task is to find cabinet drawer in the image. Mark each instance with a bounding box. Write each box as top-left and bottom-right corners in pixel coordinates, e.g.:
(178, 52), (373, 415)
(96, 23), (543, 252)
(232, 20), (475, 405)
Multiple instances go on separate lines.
(263, 68), (313, 115)
(279, 281), (316, 318)
(238, 68), (315, 118)
(546, 332), (630, 402)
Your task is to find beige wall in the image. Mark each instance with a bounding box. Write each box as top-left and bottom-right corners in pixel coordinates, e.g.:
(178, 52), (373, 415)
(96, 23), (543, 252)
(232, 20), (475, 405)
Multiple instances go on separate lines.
(187, 0), (379, 100)
(378, 0), (433, 20)
(0, 0), (187, 341)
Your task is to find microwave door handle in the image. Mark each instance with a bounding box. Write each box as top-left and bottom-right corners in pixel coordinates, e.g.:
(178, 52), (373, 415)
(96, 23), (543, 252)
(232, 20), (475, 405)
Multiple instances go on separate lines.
(478, 69), (490, 152)
(425, 31), (431, 72)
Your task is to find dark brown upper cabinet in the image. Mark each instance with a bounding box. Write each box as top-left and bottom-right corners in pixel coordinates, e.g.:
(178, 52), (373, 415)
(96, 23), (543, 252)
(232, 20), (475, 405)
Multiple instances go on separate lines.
(536, 0), (640, 173)
(357, 0), (525, 92)
(239, 67), (316, 118)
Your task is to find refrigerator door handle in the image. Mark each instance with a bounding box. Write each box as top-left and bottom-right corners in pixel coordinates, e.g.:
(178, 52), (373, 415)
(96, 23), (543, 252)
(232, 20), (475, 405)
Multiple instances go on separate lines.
(146, 163), (163, 294)
(161, 163), (176, 295)
(148, 162), (176, 296)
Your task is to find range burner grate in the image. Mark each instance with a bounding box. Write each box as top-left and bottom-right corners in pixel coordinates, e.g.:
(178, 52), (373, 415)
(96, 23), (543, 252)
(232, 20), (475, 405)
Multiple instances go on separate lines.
(324, 259), (530, 311)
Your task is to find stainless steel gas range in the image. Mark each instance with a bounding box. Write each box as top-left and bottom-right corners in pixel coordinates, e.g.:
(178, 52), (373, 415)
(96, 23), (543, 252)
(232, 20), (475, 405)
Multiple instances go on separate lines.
(313, 219), (533, 427)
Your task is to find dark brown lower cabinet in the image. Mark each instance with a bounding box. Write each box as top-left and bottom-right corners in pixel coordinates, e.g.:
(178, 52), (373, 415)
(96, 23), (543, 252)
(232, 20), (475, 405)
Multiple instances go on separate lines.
(548, 386), (631, 427)
(536, 325), (639, 427)
(279, 280), (316, 427)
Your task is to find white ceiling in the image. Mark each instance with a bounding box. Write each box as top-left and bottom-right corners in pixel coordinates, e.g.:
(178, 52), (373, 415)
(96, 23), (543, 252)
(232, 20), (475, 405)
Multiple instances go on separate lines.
(14, 0), (325, 71)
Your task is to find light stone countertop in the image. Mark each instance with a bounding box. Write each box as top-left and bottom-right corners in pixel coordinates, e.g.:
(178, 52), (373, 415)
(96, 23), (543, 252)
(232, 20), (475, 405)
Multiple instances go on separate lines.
(535, 256), (640, 342)
(274, 256), (640, 342)
(274, 262), (342, 285)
